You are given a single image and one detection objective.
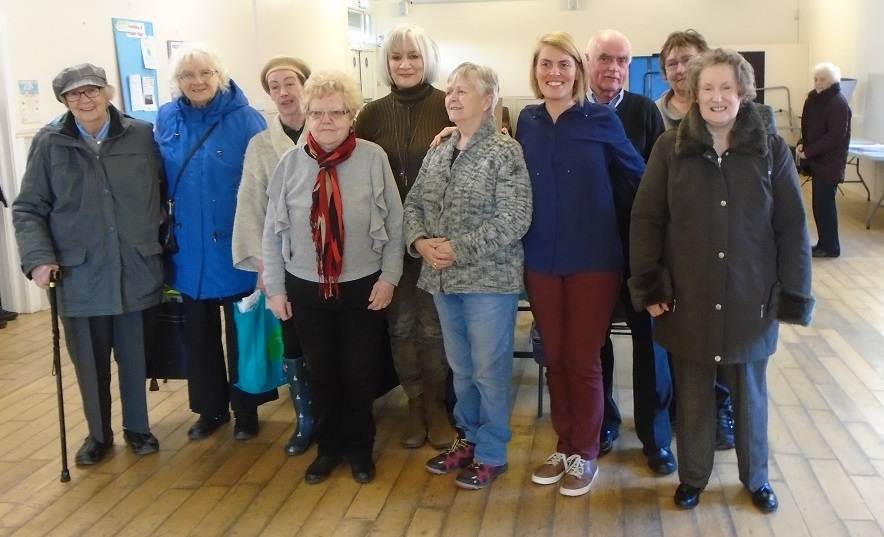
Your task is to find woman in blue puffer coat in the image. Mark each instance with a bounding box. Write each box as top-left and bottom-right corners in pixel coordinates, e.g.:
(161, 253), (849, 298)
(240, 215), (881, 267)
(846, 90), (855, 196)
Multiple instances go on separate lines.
(155, 44), (272, 442)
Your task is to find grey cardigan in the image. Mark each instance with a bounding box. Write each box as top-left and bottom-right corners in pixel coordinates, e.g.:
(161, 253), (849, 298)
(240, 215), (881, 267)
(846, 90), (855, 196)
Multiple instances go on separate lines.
(262, 138), (404, 297)
(403, 118), (532, 295)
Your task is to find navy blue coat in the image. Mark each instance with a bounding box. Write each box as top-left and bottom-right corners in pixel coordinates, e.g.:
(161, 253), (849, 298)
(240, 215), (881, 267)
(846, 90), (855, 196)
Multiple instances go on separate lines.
(516, 100), (645, 275)
(155, 80), (266, 299)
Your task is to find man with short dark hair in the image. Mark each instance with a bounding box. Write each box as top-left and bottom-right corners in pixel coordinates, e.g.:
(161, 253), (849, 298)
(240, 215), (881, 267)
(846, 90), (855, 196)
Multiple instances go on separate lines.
(14, 63), (163, 466)
(584, 29), (675, 476)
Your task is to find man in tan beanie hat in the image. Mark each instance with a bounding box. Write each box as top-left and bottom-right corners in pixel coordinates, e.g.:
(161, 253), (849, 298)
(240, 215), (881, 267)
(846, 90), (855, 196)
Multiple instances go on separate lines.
(232, 55), (316, 457)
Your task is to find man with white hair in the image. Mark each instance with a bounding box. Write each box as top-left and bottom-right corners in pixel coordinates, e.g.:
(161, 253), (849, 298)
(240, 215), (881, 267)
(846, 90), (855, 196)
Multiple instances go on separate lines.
(584, 30), (675, 476)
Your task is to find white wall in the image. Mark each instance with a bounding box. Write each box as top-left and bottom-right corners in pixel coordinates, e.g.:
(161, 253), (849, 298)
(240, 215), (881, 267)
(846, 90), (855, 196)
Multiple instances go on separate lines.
(371, 0), (802, 97)
(0, 0), (351, 131)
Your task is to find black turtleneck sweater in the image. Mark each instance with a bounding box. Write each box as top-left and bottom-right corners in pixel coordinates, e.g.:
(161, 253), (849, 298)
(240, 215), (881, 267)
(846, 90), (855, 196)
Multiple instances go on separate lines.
(354, 83), (452, 201)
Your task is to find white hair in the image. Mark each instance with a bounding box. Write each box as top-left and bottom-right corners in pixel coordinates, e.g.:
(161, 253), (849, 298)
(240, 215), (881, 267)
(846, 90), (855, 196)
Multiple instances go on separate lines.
(169, 43), (231, 97)
(585, 29), (632, 63)
(448, 62), (500, 113)
(813, 62), (842, 83)
(378, 24), (440, 87)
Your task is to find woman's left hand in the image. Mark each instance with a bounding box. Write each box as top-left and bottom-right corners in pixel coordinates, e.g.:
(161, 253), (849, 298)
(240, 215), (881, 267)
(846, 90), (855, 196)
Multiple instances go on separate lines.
(368, 279), (395, 310)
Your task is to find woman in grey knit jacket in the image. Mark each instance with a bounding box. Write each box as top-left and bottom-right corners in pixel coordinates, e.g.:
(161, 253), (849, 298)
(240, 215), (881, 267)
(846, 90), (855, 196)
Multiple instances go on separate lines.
(404, 63), (532, 491)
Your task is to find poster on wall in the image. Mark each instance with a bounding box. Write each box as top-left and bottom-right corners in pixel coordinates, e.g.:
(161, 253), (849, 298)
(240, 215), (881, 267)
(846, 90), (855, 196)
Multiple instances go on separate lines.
(167, 40), (186, 59)
(17, 80), (40, 125)
(111, 17), (158, 123)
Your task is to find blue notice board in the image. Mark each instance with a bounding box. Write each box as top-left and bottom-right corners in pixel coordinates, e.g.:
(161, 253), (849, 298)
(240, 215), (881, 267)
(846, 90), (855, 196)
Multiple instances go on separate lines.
(111, 18), (158, 124)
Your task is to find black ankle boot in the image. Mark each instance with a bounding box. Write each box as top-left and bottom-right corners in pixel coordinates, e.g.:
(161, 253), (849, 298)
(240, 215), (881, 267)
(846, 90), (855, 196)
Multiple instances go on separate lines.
(283, 357), (315, 456)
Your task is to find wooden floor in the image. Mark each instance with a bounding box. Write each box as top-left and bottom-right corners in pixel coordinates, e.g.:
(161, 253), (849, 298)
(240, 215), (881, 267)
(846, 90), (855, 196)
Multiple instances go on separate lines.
(1, 185), (884, 537)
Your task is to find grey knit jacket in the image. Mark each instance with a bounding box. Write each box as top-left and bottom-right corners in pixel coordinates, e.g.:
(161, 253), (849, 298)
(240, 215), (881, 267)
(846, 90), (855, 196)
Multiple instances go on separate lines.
(403, 118), (532, 295)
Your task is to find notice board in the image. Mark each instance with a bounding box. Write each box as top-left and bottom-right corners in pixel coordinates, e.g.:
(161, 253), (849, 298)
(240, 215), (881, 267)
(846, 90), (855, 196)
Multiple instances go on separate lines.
(111, 18), (159, 124)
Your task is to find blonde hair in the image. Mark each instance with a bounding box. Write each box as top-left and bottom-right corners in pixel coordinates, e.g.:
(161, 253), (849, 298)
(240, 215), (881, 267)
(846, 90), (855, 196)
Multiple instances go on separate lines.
(301, 70), (364, 117)
(530, 32), (587, 104)
(379, 24), (440, 87)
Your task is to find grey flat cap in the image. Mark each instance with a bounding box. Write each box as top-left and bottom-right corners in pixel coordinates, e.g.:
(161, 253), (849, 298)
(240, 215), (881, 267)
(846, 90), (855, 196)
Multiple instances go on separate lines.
(52, 63), (108, 102)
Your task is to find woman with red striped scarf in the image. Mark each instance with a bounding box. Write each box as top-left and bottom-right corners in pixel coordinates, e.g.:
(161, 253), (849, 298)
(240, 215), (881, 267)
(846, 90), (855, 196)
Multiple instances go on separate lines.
(263, 70), (404, 485)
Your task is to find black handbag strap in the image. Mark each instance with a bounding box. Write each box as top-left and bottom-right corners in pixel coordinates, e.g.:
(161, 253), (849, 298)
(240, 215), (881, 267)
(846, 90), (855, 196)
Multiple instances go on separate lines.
(168, 121), (220, 201)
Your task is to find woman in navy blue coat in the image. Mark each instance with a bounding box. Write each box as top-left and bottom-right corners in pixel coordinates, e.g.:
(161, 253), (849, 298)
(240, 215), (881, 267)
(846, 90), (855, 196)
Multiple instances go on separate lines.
(155, 45), (271, 441)
(516, 32), (645, 497)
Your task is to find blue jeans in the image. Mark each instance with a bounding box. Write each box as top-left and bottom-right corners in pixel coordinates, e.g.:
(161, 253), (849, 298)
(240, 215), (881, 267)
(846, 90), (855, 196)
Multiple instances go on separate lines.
(433, 292), (518, 466)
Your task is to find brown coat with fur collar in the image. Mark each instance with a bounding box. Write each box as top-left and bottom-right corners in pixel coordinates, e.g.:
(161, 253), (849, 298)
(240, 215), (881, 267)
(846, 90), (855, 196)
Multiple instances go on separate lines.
(628, 102), (814, 364)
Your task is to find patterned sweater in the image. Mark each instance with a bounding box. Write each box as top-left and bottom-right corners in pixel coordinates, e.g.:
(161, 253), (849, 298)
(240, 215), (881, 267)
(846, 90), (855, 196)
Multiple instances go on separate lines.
(403, 118), (532, 295)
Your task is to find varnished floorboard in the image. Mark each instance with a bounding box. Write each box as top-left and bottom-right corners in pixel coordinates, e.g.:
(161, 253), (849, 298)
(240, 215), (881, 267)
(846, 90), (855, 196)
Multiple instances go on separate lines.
(1, 183), (883, 536)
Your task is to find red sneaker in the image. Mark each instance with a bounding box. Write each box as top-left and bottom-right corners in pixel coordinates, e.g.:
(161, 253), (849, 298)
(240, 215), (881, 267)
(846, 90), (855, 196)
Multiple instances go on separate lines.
(454, 462), (508, 490)
(425, 437), (475, 475)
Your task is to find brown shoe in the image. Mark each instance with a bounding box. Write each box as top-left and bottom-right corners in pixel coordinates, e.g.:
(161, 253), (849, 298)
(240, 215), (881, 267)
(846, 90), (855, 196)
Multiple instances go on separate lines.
(531, 452), (567, 485)
(401, 395), (427, 448)
(424, 382), (454, 449)
(559, 455), (598, 497)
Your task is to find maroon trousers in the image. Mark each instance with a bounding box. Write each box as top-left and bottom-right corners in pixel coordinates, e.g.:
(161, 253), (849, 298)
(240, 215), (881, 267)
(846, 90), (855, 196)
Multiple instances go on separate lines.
(525, 269), (621, 459)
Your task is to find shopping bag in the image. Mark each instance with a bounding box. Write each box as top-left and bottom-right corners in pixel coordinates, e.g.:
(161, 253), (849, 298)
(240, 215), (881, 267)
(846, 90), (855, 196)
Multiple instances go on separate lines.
(233, 291), (287, 394)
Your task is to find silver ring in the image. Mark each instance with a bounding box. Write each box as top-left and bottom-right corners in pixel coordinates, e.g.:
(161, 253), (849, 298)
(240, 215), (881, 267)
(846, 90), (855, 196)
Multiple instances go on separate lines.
(432, 262), (438, 269)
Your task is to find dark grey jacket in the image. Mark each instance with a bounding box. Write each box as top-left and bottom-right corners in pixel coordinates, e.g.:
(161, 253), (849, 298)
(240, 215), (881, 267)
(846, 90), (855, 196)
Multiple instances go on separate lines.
(13, 106), (164, 317)
(628, 102), (814, 364)
(403, 118), (532, 295)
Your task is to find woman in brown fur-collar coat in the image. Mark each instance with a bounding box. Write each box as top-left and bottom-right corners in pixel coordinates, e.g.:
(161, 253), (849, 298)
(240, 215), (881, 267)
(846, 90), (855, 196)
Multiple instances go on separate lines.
(629, 49), (814, 514)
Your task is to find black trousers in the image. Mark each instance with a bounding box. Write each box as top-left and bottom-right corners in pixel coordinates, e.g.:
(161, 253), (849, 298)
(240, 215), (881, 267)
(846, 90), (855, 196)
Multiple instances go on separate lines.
(600, 286), (673, 452)
(285, 271), (386, 458)
(181, 294), (278, 417)
(812, 177), (840, 254)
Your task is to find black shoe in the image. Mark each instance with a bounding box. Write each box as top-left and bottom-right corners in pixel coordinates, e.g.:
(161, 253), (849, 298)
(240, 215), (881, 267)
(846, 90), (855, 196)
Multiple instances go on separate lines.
(123, 430), (159, 455)
(645, 447), (677, 476)
(233, 414), (259, 441)
(75, 436), (113, 466)
(349, 452), (376, 484)
(0, 309), (17, 322)
(305, 453), (342, 484)
(674, 483), (702, 509)
(187, 412), (230, 440)
(599, 426), (619, 455)
(750, 482), (779, 513)
(716, 405), (735, 451)
(812, 247), (840, 258)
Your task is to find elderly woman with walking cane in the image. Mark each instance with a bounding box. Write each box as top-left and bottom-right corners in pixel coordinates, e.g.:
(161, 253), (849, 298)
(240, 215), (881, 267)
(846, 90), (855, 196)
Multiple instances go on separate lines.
(14, 63), (164, 466)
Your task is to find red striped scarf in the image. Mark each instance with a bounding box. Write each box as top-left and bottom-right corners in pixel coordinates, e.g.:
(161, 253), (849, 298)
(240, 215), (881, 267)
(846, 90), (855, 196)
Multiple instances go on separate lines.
(307, 131), (357, 299)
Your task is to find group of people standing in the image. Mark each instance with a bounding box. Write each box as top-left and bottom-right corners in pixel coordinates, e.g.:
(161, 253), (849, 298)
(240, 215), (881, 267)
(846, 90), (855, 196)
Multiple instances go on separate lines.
(11, 20), (822, 513)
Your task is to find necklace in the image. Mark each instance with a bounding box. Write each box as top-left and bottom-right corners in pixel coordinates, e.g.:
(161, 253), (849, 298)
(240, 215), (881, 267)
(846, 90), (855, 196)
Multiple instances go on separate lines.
(392, 97), (427, 188)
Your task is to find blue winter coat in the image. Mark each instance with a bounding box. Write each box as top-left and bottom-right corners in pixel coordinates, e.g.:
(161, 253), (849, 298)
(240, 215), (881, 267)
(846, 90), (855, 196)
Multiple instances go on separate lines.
(155, 80), (267, 299)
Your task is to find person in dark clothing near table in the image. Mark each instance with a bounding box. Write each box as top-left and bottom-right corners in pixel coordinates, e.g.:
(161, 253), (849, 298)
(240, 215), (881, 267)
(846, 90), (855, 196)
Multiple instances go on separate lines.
(797, 62), (851, 258)
(583, 29), (675, 476)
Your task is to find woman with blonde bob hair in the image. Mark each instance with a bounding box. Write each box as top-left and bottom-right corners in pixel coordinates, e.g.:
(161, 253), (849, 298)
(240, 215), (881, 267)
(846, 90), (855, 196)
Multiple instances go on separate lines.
(517, 31), (645, 497)
(630, 48), (813, 512)
(263, 70), (404, 485)
(355, 23), (454, 450)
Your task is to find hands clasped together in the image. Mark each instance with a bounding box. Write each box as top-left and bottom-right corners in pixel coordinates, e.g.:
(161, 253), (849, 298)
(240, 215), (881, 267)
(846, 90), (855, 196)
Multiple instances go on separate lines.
(414, 237), (456, 271)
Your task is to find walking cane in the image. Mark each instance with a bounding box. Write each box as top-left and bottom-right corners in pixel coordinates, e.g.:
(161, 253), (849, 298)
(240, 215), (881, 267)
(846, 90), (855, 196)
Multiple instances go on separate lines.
(48, 270), (71, 482)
